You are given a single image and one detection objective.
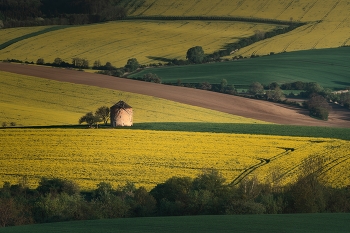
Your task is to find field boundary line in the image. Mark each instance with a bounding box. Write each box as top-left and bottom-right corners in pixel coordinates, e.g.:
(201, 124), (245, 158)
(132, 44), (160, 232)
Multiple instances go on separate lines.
(0, 25), (70, 51)
(124, 15), (307, 26)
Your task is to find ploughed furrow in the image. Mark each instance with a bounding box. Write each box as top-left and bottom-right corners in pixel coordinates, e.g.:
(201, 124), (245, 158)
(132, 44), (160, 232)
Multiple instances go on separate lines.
(299, 0), (320, 21)
(274, 0), (294, 20)
(137, 0), (156, 16)
(321, 0), (341, 21)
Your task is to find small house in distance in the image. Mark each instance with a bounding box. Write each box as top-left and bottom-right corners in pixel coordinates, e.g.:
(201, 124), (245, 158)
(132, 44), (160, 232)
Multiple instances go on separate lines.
(110, 101), (133, 127)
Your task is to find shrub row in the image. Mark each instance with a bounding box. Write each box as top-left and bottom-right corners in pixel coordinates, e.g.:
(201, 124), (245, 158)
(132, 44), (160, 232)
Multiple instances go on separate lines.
(1, 165), (349, 227)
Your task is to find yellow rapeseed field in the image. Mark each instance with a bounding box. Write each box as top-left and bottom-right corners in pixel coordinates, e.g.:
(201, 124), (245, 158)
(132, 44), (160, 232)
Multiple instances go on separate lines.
(132, 0), (350, 56)
(0, 71), (266, 126)
(0, 26), (52, 45)
(0, 21), (281, 67)
(0, 129), (349, 190)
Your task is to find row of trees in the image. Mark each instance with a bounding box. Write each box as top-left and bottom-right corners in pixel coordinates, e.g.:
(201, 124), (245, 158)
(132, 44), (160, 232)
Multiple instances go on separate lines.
(32, 57), (140, 75)
(0, 0), (127, 27)
(1, 155), (350, 227)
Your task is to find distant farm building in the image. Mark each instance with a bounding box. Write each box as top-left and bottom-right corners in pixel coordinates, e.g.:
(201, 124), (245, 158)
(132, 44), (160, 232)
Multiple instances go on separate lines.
(110, 101), (133, 127)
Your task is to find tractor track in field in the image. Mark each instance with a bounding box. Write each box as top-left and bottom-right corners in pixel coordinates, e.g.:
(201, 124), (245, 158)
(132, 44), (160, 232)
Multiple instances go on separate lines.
(1, 62), (349, 128)
(230, 147), (295, 185)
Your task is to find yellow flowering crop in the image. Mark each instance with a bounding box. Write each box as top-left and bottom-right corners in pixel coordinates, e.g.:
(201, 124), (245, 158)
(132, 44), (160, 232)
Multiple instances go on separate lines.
(0, 129), (348, 190)
(0, 26), (52, 45)
(0, 21), (281, 67)
(132, 0), (350, 56)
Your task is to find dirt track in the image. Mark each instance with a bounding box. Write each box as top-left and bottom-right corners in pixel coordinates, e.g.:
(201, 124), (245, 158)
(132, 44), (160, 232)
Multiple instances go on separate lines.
(1, 62), (349, 128)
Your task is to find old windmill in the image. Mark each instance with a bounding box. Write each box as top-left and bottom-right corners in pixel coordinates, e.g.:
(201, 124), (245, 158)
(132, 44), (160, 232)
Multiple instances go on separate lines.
(110, 101), (133, 127)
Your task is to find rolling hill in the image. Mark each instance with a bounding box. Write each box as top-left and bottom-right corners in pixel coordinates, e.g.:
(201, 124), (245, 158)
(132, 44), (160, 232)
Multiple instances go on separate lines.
(0, 20), (281, 67)
(129, 46), (350, 90)
(130, 0), (350, 56)
(0, 69), (261, 126)
(1, 62), (349, 128)
(1, 0), (350, 66)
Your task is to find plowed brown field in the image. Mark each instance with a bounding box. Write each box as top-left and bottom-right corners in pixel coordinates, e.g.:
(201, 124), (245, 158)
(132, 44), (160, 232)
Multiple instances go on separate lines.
(1, 62), (349, 128)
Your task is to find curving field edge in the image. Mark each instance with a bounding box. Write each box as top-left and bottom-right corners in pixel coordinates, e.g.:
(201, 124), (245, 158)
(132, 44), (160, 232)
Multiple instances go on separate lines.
(1, 62), (349, 128)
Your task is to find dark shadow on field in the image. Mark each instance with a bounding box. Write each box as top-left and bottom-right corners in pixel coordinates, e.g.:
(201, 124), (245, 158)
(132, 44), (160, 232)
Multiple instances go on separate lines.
(130, 122), (350, 140)
(146, 56), (173, 63)
(332, 81), (350, 87)
(3, 123), (349, 140)
(330, 103), (350, 121)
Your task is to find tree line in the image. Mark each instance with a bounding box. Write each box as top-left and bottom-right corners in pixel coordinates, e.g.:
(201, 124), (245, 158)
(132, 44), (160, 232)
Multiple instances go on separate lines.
(0, 0), (127, 27)
(0, 155), (350, 228)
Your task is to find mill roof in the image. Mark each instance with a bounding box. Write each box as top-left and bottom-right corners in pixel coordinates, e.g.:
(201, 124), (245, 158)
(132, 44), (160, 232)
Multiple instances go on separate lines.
(111, 101), (132, 109)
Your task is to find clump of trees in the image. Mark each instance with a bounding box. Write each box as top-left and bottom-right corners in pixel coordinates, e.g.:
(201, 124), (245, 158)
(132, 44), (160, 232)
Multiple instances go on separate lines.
(186, 46), (206, 64)
(305, 94), (330, 120)
(79, 106), (110, 127)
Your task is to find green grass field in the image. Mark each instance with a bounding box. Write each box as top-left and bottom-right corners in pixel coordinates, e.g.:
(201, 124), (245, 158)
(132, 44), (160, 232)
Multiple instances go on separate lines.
(131, 122), (350, 140)
(2, 214), (350, 233)
(129, 47), (350, 90)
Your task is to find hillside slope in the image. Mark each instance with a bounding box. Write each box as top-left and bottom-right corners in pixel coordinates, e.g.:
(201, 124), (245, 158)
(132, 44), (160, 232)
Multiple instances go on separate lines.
(130, 0), (350, 55)
(130, 47), (350, 90)
(0, 21), (280, 67)
(1, 62), (349, 128)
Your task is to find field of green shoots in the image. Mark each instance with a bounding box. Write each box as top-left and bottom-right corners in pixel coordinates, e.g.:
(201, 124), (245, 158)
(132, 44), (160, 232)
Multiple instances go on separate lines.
(0, 71), (265, 126)
(2, 214), (350, 233)
(129, 47), (350, 90)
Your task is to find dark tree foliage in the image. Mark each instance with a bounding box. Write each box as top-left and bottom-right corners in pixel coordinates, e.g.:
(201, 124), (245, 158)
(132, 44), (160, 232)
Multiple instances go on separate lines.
(124, 58), (140, 72)
(78, 112), (101, 127)
(0, 0), (127, 27)
(143, 73), (161, 83)
(186, 46), (205, 64)
(306, 94), (330, 120)
(248, 82), (264, 95)
(95, 106), (110, 125)
(0, 163), (350, 227)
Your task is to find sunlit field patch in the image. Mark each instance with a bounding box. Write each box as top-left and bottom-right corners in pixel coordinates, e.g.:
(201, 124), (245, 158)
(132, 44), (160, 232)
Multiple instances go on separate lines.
(1, 129), (349, 190)
(0, 26), (52, 45)
(0, 20), (281, 67)
(132, 0), (350, 56)
(0, 71), (265, 126)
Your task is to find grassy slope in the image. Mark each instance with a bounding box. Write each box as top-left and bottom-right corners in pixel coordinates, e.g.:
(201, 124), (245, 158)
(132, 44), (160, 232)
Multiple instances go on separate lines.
(131, 0), (350, 55)
(129, 47), (350, 90)
(0, 21), (279, 67)
(3, 214), (350, 233)
(0, 71), (265, 126)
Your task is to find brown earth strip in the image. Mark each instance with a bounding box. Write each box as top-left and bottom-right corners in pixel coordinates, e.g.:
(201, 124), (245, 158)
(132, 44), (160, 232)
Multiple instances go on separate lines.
(1, 62), (349, 128)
